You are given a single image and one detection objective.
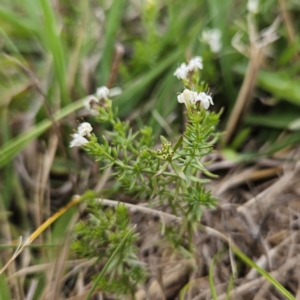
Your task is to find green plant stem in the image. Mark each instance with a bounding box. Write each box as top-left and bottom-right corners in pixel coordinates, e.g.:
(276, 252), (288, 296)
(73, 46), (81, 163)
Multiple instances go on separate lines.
(85, 226), (135, 300)
(230, 245), (295, 300)
(209, 255), (218, 300)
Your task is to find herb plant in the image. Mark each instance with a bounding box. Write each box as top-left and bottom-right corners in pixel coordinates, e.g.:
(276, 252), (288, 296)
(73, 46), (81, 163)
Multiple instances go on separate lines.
(71, 56), (220, 297)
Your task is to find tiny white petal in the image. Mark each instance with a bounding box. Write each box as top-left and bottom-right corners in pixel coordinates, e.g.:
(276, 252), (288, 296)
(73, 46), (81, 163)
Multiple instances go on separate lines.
(207, 95), (214, 105)
(195, 92), (214, 110)
(177, 89), (198, 108)
(201, 98), (210, 110)
(190, 91), (198, 104)
(202, 28), (222, 53)
(70, 134), (89, 147)
(96, 86), (109, 99)
(177, 93), (185, 103)
(187, 56), (203, 72)
(77, 122), (93, 137)
(247, 0), (259, 13)
(174, 63), (188, 80)
(183, 89), (193, 105)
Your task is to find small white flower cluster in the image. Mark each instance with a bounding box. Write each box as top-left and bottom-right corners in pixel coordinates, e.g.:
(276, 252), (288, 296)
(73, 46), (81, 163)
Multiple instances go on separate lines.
(70, 122), (93, 147)
(173, 56), (203, 80)
(177, 89), (213, 110)
(202, 28), (222, 53)
(84, 86), (110, 115)
(247, 0), (259, 14)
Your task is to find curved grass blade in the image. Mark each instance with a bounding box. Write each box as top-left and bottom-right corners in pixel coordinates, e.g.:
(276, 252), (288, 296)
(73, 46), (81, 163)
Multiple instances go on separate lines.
(0, 196), (81, 274)
(98, 0), (126, 86)
(209, 255), (218, 300)
(0, 98), (84, 168)
(231, 244), (295, 300)
(39, 0), (68, 104)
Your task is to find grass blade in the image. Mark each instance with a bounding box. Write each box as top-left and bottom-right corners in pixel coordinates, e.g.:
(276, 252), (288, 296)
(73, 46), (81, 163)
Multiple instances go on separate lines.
(114, 49), (182, 116)
(97, 0), (126, 86)
(85, 225), (135, 300)
(0, 197), (81, 275)
(0, 98), (84, 168)
(231, 245), (295, 300)
(39, 0), (68, 104)
(209, 255), (218, 300)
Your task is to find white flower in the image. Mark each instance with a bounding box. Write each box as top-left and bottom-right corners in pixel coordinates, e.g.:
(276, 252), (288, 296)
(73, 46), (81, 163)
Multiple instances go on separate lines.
(96, 86), (109, 99)
(177, 89), (198, 107)
(84, 96), (99, 116)
(173, 63), (188, 80)
(70, 133), (89, 147)
(202, 29), (222, 53)
(195, 92), (214, 110)
(77, 122), (93, 137)
(247, 0), (259, 13)
(187, 56), (203, 72)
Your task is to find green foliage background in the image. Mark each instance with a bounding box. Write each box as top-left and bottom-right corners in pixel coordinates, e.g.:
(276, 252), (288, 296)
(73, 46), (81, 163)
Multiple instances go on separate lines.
(0, 0), (300, 298)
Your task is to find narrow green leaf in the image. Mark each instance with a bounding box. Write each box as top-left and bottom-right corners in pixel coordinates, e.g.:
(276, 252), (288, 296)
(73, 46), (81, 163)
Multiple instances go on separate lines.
(231, 128), (251, 150)
(160, 135), (169, 145)
(235, 64), (300, 106)
(173, 136), (183, 152)
(207, 0), (235, 106)
(98, 0), (126, 85)
(209, 255), (218, 300)
(189, 175), (210, 184)
(225, 275), (234, 300)
(39, 0), (68, 104)
(154, 162), (169, 177)
(170, 162), (186, 181)
(245, 114), (297, 129)
(0, 98), (84, 168)
(114, 50), (182, 116)
(0, 6), (36, 36)
(0, 272), (11, 300)
(230, 244), (295, 300)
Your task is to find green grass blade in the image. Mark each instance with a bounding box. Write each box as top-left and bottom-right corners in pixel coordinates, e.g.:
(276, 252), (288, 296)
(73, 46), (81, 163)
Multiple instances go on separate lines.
(85, 226), (135, 300)
(207, 0), (235, 106)
(225, 275), (234, 300)
(234, 64), (300, 106)
(257, 70), (300, 106)
(263, 132), (300, 156)
(0, 98), (84, 168)
(39, 0), (68, 104)
(0, 272), (11, 300)
(98, 0), (126, 85)
(114, 49), (182, 116)
(232, 245), (295, 300)
(209, 255), (218, 300)
(0, 6), (36, 36)
(148, 70), (179, 134)
(245, 114), (298, 129)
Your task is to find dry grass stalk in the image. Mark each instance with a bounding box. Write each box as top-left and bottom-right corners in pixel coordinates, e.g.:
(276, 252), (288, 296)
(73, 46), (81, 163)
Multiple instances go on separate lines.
(0, 197), (81, 275)
(278, 0), (297, 45)
(216, 166), (282, 196)
(224, 16), (280, 143)
(237, 167), (299, 219)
